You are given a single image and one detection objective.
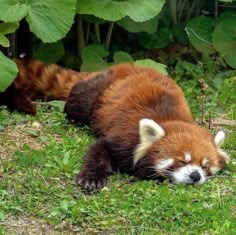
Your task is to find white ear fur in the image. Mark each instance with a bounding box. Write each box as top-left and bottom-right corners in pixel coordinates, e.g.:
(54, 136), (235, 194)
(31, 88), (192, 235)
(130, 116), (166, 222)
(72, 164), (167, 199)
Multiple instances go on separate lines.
(214, 131), (230, 162)
(214, 131), (225, 147)
(133, 119), (165, 166)
(139, 119), (165, 144)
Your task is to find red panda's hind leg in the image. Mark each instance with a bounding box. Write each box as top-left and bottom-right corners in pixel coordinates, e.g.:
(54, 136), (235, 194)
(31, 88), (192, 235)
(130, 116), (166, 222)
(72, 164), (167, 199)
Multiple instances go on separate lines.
(64, 73), (109, 125)
(77, 138), (113, 191)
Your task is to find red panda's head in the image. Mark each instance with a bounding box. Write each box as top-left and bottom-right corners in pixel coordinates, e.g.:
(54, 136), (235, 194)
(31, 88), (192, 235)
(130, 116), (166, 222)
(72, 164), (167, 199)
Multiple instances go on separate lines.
(134, 119), (228, 184)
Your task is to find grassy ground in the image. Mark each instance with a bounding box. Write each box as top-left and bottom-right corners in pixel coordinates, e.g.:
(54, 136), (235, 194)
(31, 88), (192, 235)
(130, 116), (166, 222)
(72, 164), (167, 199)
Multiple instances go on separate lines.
(0, 98), (235, 234)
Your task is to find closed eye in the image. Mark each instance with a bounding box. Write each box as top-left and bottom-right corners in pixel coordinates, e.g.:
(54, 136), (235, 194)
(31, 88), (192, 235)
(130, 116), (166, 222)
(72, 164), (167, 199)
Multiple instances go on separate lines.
(178, 160), (187, 165)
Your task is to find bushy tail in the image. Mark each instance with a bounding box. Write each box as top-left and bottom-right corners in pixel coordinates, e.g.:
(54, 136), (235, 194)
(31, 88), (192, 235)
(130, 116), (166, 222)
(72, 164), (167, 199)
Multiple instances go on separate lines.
(1, 58), (91, 114)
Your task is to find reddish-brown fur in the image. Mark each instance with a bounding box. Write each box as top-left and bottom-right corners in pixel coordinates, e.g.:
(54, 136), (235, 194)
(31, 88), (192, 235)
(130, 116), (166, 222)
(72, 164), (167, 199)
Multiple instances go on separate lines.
(147, 122), (224, 175)
(92, 66), (193, 137)
(0, 59), (93, 114)
(2, 59), (225, 190)
(65, 63), (227, 191)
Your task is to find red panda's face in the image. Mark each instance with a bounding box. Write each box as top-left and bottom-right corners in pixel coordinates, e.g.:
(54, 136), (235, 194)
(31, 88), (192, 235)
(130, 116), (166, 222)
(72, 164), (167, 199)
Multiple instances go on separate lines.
(134, 119), (228, 184)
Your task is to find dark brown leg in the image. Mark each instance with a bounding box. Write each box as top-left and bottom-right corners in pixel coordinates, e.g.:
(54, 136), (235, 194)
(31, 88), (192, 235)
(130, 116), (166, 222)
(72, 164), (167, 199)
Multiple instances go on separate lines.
(15, 94), (36, 114)
(77, 138), (113, 191)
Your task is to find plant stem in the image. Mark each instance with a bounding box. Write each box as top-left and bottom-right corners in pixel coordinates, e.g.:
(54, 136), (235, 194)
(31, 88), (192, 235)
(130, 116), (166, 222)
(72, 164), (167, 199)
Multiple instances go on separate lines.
(169, 0), (177, 25)
(184, 0), (190, 19)
(85, 22), (90, 44)
(195, 1), (200, 17)
(186, 0), (198, 21)
(77, 15), (85, 58)
(95, 24), (101, 44)
(208, 111), (211, 129)
(7, 33), (17, 58)
(214, 0), (218, 19)
(105, 22), (114, 50)
(201, 95), (205, 125)
(177, 0), (187, 22)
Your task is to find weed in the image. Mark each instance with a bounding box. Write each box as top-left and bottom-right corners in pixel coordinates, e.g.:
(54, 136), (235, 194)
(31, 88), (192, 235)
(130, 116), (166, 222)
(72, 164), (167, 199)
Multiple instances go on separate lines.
(171, 58), (236, 120)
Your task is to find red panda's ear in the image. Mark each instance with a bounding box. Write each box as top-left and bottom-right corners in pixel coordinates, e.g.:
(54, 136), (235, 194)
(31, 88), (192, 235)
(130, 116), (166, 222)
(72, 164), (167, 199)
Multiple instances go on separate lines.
(133, 119), (165, 166)
(214, 131), (225, 147)
(139, 119), (165, 144)
(214, 131), (230, 163)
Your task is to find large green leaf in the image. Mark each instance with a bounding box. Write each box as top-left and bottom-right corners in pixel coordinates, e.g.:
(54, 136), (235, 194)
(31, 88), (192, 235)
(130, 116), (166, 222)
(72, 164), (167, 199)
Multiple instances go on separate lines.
(0, 33), (10, 47)
(172, 22), (189, 45)
(81, 44), (109, 72)
(0, 0), (76, 43)
(186, 16), (215, 54)
(118, 16), (158, 33)
(138, 28), (173, 49)
(33, 41), (65, 63)
(77, 0), (165, 22)
(82, 15), (107, 24)
(216, 11), (236, 24)
(113, 51), (134, 64)
(81, 46), (135, 71)
(0, 52), (18, 92)
(134, 59), (168, 75)
(26, 0), (76, 43)
(213, 17), (236, 69)
(0, 0), (27, 22)
(0, 22), (19, 34)
(0, 22), (19, 47)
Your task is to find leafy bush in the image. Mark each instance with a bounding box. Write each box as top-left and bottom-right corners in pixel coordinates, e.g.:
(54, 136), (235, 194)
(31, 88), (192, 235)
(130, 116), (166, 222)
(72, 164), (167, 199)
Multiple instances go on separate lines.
(80, 44), (168, 74)
(0, 0), (236, 93)
(0, 0), (76, 91)
(171, 56), (236, 118)
(0, 0), (167, 92)
(186, 12), (236, 69)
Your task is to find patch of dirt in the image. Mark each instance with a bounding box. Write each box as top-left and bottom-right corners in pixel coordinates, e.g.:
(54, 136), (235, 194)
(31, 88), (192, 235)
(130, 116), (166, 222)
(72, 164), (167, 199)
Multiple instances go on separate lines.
(0, 126), (42, 161)
(3, 215), (101, 235)
(3, 215), (57, 235)
(0, 121), (62, 160)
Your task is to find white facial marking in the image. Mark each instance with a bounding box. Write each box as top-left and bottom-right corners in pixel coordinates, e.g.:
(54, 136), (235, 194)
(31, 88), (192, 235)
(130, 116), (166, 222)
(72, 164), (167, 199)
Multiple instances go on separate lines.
(133, 119), (165, 166)
(155, 159), (174, 171)
(210, 166), (221, 175)
(171, 165), (207, 184)
(202, 158), (208, 167)
(214, 131), (225, 147)
(184, 152), (191, 163)
(133, 143), (152, 166)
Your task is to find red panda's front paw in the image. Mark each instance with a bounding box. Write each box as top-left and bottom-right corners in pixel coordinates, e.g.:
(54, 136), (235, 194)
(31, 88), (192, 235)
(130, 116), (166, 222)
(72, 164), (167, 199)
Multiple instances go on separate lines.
(76, 175), (108, 191)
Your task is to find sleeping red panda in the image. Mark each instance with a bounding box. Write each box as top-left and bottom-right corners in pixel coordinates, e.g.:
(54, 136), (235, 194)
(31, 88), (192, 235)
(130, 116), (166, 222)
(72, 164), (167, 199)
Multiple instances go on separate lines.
(64, 63), (228, 191)
(0, 58), (92, 114)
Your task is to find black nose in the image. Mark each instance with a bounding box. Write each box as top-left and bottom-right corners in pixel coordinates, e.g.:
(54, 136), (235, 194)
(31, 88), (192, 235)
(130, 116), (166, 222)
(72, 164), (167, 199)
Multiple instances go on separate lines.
(190, 170), (201, 182)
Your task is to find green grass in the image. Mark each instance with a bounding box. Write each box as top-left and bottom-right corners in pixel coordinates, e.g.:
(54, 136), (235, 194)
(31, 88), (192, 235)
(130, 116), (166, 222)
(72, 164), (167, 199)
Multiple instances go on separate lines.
(0, 102), (235, 234)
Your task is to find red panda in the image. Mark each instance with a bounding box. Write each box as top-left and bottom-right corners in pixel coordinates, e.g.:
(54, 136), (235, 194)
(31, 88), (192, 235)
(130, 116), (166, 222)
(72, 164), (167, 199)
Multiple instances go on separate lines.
(0, 58), (93, 114)
(64, 63), (228, 191)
